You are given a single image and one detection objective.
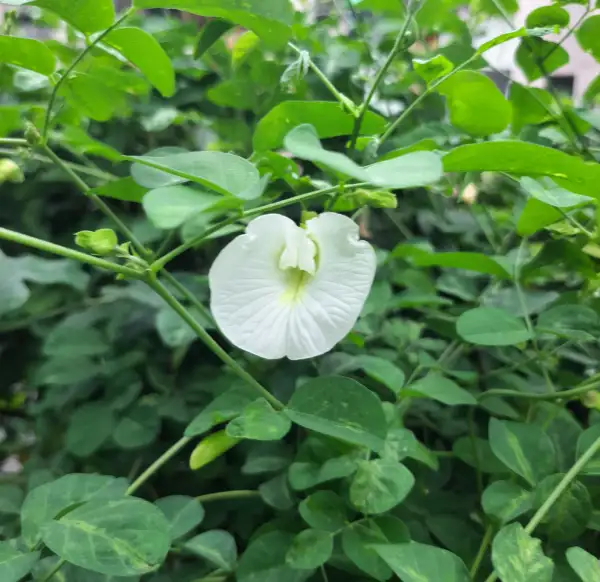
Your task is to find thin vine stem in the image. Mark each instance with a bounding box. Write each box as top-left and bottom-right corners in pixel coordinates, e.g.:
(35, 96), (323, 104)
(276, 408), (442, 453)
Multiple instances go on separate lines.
(41, 7), (135, 141)
(348, 0), (417, 151)
(0, 227), (141, 278)
(127, 436), (192, 495)
(380, 56), (476, 144)
(145, 276), (284, 410)
(151, 182), (371, 271)
(0, 147), (117, 182)
(38, 558), (66, 582)
(0, 137), (28, 146)
(484, 433), (600, 582)
(478, 379), (600, 402)
(470, 524), (494, 579)
(288, 41), (358, 114)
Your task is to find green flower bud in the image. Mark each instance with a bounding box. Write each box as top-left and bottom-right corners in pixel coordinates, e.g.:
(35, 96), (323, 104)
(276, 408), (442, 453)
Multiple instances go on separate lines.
(189, 430), (240, 470)
(0, 159), (24, 184)
(357, 188), (397, 209)
(24, 122), (41, 146)
(75, 228), (118, 256)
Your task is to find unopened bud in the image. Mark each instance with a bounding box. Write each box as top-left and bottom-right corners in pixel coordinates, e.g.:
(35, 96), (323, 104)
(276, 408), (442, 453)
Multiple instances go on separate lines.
(75, 228), (118, 256)
(0, 159), (24, 183)
(357, 188), (397, 209)
(461, 183), (478, 205)
(24, 123), (40, 146)
(582, 390), (600, 410)
(301, 210), (318, 225)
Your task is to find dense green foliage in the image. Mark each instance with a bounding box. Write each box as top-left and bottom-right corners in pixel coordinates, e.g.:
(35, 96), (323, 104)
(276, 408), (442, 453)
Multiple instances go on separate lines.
(2, 1), (600, 581)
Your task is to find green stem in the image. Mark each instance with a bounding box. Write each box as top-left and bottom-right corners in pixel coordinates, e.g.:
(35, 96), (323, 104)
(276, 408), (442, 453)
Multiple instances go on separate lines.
(145, 276), (284, 410)
(161, 271), (214, 325)
(42, 7), (135, 141)
(470, 524), (494, 580)
(0, 137), (27, 146)
(380, 57), (475, 144)
(484, 433), (600, 582)
(478, 380), (600, 402)
(38, 558), (66, 582)
(0, 227), (140, 278)
(40, 145), (148, 257)
(152, 183), (370, 271)
(127, 436), (192, 495)
(349, 1), (416, 151)
(196, 490), (260, 503)
(0, 147), (117, 182)
(288, 42), (358, 114)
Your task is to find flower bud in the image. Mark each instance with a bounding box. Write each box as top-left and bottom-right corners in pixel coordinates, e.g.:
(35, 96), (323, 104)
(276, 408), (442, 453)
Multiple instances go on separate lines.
(0, 159), (24, 184)
(75, 228), (118, 256)
(461, 183), (478, 205)
(357, 188), (397, 209)
(24, 122), (40, 146)
(189, 430), (240, 470)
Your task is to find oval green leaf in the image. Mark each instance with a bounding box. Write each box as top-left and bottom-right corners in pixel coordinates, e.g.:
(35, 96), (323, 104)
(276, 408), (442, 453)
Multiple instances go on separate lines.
(0, 35), (55, 75)
(457, 306), (532, 346)
(41, 498), (171, 576)
(285, 376), (388, 451)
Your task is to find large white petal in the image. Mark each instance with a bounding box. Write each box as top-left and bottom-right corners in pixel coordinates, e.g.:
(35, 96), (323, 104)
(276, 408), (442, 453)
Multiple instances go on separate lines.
(208, 214), (296, 359)
(285, 213), (376, 360)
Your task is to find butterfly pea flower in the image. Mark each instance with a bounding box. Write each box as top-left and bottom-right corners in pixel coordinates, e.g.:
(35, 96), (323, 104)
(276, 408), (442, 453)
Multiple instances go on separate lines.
(209, 212), (376, 360)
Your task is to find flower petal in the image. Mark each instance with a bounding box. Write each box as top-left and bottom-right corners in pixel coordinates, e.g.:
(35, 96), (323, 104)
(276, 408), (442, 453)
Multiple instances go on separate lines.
(208, 214), (296, 359)
(285, 213), (376, 360)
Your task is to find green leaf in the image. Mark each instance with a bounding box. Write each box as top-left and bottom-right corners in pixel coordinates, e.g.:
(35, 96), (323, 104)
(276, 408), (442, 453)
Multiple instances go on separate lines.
(31, 0), (115, 33)
(443, 141), (600, 199)
(299, 491), (349, 532)
(374, 542), (471, 582)
(393, 244), (512, 279)
(113, 403), (160, 449)
(237, 531), (309, 582)
(520, 177), (593, 207)
(532, 475), (591, 542)
(232, 31), (261, 69)
(0, 36), (55, 74)
(489, 419), (556, 486)
(63, 74), (125, 121)
(516, 38), (569, 82)
(284, 124), (442, 188)
(184, 530), (237, 572)
(259, 473), (295, 511)
(482, 480), (533, 523)
(155, 306), (198, 347)
(491, 523), (554, 582)
(350, 459), (414, 514)
(383, 428), (439, 469)
(93, 178), (148, 203)
(456, 307), (532, 346)
(453, 436), (508, 473)
(253, 101), (385, 151)
(132, 0), (294, 48)
(189, 430), (240, 470)
(355, 355), (405, 394)
(142, 185), (221, 229)
(285, 376), (388, 451)
(537, 305), (600, 341)
(413, 54), (453, 84)
(194, 19), (234, 58)
(21, 474), (128, 548)
(475, 26), (550, 54)
(286, 529), (333, 570)
(185, 385), (255, 437)
(402, 373), (477, 406)
(104, 27), (175, 97)
(576, 424), (600, 475)
(155, 495), (205, 540)
(226, 398), (292, 441)
(0, 543), (39, 582)
(577, 15), (600, 61)
(127, 151), (263, 199)
(437, 70), (511, 136)
(66, 403), (115, 457)
(566, 547), (600, 582)
(517, 198), (564, 236)
(526, 6), (569, 28)
(41, 498), (170, 576)
(342, 516), (410, 581)
(510, 84), (554, 132)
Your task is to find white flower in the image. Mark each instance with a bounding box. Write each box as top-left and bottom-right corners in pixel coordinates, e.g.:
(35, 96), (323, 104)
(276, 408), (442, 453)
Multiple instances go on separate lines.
(209, 212), (376, 360)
